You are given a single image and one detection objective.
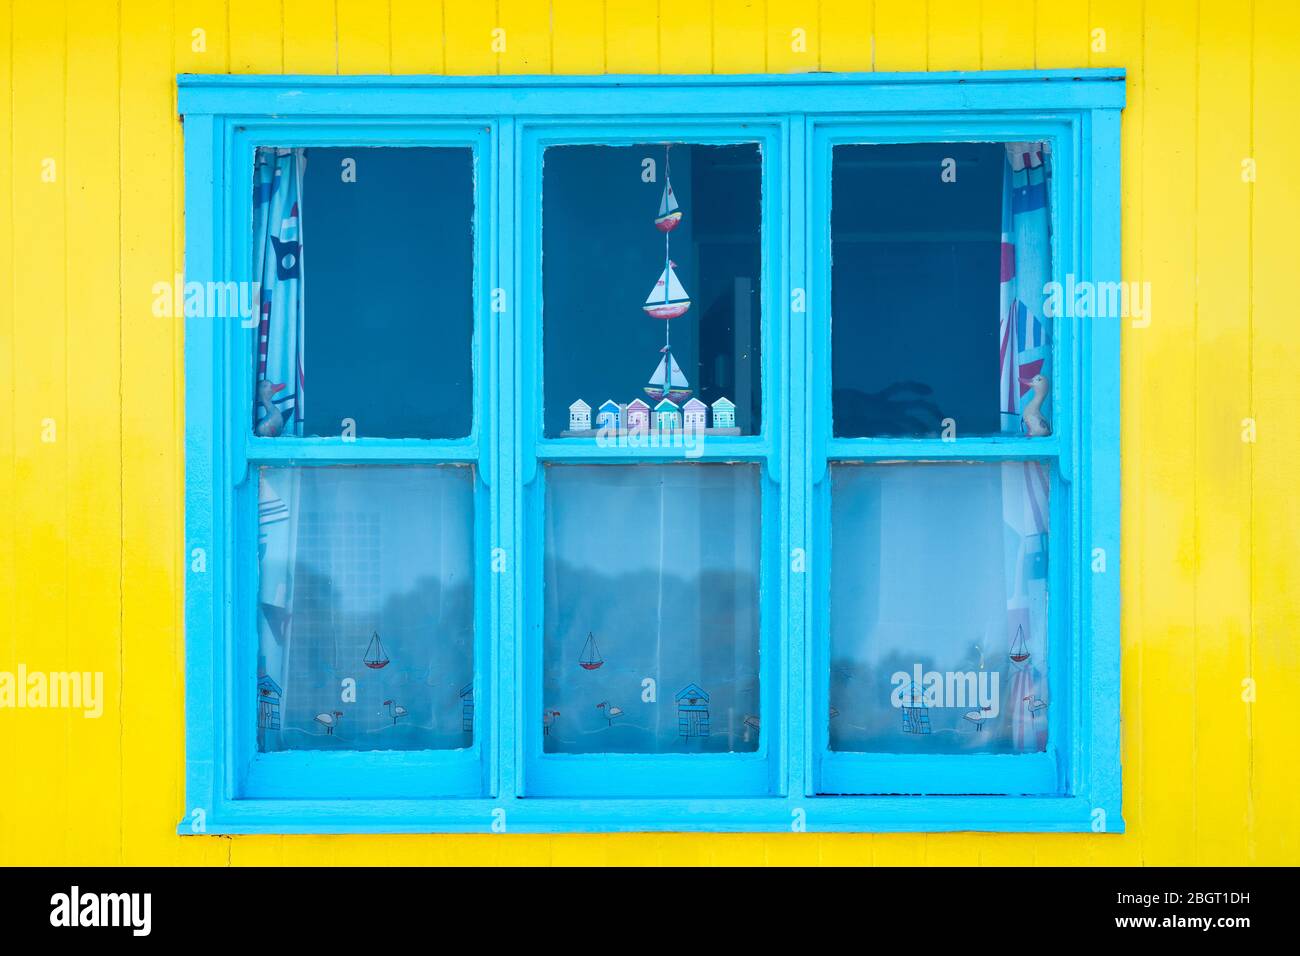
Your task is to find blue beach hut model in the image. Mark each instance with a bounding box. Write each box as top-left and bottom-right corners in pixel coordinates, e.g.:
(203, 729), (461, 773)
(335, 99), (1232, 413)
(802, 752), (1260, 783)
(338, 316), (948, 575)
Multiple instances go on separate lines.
(596, 399), (621, 432)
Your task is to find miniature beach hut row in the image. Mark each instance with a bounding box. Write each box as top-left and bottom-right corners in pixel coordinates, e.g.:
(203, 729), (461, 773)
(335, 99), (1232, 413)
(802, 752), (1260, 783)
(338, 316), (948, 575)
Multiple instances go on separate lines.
(568, 396), (737, 434)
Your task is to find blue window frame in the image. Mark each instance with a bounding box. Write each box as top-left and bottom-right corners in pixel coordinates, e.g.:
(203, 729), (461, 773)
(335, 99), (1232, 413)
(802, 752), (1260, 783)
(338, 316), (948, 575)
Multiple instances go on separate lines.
(180, 71), (1124, 834)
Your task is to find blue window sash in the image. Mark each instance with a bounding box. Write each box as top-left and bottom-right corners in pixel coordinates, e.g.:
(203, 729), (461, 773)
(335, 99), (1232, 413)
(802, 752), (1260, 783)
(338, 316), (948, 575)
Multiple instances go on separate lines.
(516, 120), (784, 797)
(180, 71), (1124, 833)
(808, 119), (1077, 797)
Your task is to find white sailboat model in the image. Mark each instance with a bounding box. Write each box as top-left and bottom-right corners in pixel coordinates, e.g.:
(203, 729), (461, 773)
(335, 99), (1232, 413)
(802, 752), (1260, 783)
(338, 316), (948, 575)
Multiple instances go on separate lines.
(655, 180), (682, 232)
(642, 261), (691, 319)
(645, 349), (692, 404)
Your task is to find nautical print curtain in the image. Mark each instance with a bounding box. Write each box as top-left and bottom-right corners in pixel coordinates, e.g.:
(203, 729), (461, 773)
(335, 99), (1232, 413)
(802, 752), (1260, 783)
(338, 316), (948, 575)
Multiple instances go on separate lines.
(253, 147), (307, 749)
(999, 142), (1052, 435)
(253, 147), (306, 437)
(998, 142), (1053, 752)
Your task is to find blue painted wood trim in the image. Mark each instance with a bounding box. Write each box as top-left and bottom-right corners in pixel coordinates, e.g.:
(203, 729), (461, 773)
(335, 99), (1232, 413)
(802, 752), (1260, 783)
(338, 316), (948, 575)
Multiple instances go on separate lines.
(179, 71), (1125, 833)
(177, 71), (1126, 117)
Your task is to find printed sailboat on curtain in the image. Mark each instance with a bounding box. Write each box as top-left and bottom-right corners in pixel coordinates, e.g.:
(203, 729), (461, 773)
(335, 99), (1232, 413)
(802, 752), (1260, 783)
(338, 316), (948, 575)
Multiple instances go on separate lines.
(1008, 624), (1030, 664)
(643, 261), (691, 319)
(578, 631), (604, 671)
(645, 349), (692, 403)
(363, 630), (390, 670)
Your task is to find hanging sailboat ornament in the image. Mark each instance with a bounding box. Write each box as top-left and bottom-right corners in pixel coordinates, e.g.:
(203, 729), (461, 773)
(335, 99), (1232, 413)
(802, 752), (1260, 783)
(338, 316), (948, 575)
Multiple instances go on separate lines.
(644, 348), (692, 404)
(578, 631), (604, 671)
(642, 261), (691, 319)
(639, 145), (693, 407)
(654, 144), (683, 232)
(655, 182), (681, 232)
(363, 630), (390, 670)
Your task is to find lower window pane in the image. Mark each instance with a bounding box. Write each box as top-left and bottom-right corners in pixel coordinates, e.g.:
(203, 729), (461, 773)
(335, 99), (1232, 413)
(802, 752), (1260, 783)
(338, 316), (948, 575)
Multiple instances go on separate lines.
(543, 464), (761, 753)
(256, 465), (475, 752)
(829, 462), (1050, 754)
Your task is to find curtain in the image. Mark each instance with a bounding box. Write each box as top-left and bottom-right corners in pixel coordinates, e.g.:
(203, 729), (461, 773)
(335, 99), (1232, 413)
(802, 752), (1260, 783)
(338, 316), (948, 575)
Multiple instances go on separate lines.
(999, 142), (1052, 435)
(997, 143), (1053, 752)
(254, 148), (307, 749)
(1003, 461), (1050, 752)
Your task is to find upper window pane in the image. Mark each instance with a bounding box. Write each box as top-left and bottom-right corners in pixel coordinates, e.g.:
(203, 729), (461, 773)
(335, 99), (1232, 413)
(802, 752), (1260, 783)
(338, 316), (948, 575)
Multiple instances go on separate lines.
(832, 142), (1054, 438)
(542, 143), (762, 439)
(251, 146), (475, 440)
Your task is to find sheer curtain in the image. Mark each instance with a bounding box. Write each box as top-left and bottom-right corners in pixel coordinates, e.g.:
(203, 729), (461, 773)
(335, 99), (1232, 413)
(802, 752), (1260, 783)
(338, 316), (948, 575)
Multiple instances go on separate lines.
(254, 147), (307, 749)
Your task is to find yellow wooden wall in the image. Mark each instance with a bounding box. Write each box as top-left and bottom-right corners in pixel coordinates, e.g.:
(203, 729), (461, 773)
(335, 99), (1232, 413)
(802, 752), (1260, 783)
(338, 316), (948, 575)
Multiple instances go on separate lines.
(1, 0), (1296, 866)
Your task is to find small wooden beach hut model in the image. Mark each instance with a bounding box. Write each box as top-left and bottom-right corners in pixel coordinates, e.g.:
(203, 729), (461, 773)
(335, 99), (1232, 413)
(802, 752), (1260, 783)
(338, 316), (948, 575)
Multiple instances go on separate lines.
(596, 399), (621, 432)
(711, 396), (736, 428)
(568, 399), (591, 432)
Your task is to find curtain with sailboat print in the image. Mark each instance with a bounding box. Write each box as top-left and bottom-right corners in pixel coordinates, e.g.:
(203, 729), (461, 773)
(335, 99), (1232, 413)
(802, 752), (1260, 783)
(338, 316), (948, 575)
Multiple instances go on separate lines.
(254, 147), (307, 750)
(999, 141), (1052, 435)
(999, 141), (1053, 752)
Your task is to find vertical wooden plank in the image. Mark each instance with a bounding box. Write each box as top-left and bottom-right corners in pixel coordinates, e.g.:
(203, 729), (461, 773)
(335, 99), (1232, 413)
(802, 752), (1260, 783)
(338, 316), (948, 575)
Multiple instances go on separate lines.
(873, 0), (927, 71)
(118, 0), (183, 867)
(337, 0), (393, 73)
(871, 833), (924, 865)
(1250, 0), (1300, 867)
(11, 0), (69, 863)
(498, 0), (552, 73)
(768, 0), (818, 72)
(763, 833), (821, 864)
(552, 0), (605, 73)
(1192, 0), (1253, 868)
(927, 0), (981, 71)
(283, 0), (339, 73)
(391, 0), (446, 74)
(1034, 0), (1089, 69)
(606, 0), (659, 73)
(712, 0), (765, 73)
(980, 0), (1033, 70)
(175, 1), (231, 73)
(229, 0), (285, 72)
(445, 0), (500, 74)
(1084, 0), (1145, 868)
(1133, 0), (1198, 866)
(819, 0), (873, 72)
(0, 0), (17, 862)
(658, 0), (711, 73)
(64, 0), (124, 867)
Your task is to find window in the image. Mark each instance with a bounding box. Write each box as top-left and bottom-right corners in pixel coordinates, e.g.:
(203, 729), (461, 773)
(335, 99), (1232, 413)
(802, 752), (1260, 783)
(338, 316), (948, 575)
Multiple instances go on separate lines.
(181, 73), (1123, 833)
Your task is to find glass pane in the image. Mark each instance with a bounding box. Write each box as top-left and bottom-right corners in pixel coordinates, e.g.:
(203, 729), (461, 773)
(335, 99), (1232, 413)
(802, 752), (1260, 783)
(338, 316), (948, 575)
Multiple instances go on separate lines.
(829, 462), (1050, 754)
(251, 146), (474, 440)
(256, 465), (476, 752)
(832, 142), (1054, 438)
(543, 143), (762, 439)
(542, 464), (761, 753)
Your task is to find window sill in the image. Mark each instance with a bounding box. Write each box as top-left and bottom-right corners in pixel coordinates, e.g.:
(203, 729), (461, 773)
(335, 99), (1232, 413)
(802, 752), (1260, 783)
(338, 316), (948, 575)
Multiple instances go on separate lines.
(179, 794), (1124, 835)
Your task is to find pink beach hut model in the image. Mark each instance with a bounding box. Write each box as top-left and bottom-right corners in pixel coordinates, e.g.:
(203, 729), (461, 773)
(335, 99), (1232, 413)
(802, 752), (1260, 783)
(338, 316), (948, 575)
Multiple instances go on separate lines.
(626, 398), (651, 433)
